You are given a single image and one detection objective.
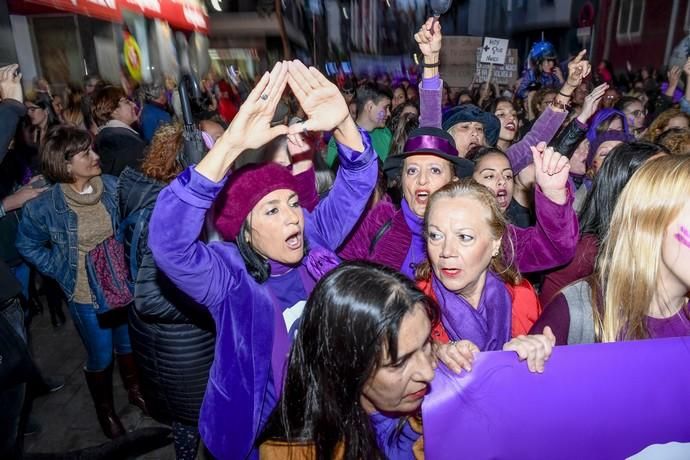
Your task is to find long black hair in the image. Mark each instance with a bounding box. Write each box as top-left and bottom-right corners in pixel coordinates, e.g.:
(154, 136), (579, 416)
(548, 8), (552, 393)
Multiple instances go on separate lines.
(578, 141), (668, 240)
(258, 261), (439, 460)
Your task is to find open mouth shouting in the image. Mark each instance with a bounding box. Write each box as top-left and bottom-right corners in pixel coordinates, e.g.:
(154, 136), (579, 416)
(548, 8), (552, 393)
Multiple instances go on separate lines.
(504, 121), (516, 132)
(415, 189), (431, 207)
(285, 231), (303, 251)
(495, 188), (509, 209)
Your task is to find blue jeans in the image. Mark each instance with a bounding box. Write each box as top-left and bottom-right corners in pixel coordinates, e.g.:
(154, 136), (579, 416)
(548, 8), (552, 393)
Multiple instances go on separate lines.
(68, 302), (131, 371)
(9, 263), (29, 301)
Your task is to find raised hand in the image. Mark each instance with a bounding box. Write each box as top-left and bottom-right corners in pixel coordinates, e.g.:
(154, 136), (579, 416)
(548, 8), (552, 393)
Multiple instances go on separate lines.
(531, 145), (570, 205)
(566, 50), (591, 88)
(287, 61), (348, 132)
(197, 61), (289, 181)
(0, 64), (23, 103)
(665, 66), (682, 97)
(502, 326), (556, 373)
(415, 17), (442, 58)
(578, 82), (609, 123)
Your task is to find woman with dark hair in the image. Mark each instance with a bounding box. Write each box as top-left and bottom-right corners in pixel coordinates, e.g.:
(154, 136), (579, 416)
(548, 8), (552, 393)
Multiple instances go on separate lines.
(92, 86), (146, 176)
(148, 61), (378, 460)
(538, 141), (668, 307)
(614, 96), (647, 138)
(259, 261), (553, 459)
(16, 126), (146, 439)
(117, 123), (215, 459)
(391, 84), (408, 111)
(387, 101), (419, 134)
(259, 261), (436, 459)
(24, 93), (59, 149)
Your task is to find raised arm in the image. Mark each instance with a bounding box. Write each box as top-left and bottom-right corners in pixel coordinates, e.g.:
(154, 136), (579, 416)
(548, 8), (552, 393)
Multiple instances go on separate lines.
(149, 62), (291, 308)
(285, 61), (377, 250)
(415, 17), (443, 129)
(508, 146), (578, 273)
(550, 83), (608, 159)
(507, 50), (591, 174)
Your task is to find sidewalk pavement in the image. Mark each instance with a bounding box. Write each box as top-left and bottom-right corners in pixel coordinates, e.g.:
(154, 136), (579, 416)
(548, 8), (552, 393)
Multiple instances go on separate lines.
(23, 304), (177, 459)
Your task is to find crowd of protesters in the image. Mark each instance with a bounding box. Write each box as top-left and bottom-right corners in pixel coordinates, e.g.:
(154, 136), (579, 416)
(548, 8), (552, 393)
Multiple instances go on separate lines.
(1, 15), (689, 460)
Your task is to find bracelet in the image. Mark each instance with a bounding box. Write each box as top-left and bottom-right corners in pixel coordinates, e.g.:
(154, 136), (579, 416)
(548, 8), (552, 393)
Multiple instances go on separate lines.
(0, 202), (6, 219)
(551, 98), (570, 111)
(559, 91), (571, 97)
(423, 62), (440, 68)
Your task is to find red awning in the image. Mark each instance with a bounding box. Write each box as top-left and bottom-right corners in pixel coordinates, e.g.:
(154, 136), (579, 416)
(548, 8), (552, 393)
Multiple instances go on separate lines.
(17, 0), (208, 33)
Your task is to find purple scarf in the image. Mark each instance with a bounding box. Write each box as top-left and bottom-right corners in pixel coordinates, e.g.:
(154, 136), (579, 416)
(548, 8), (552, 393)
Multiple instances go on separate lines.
(432, 270), (511, 351)
(268, 248), (340, 395)
(370, 412), (420, 460)
(400, 200), (426, 279)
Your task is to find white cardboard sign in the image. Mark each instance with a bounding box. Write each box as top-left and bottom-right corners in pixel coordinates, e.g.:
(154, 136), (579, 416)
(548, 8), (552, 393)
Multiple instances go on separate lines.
(479, 37), (509, 65)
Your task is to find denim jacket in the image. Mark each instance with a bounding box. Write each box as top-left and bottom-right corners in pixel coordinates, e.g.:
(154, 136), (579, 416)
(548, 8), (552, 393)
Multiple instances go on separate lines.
(15, 175), (119, 301)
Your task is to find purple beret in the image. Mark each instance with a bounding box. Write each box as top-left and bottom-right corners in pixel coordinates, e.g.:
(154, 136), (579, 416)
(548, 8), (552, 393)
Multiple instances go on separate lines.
(213, 162), (298, 241)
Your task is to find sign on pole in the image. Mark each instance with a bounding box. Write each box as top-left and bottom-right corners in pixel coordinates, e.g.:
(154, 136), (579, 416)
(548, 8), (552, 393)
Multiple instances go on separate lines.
(479, 37), (509, 65)
(475, 48), (518, 85)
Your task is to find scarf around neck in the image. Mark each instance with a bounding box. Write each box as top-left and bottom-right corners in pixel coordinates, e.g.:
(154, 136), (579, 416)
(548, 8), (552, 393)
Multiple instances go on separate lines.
(432, 270), (512, 351)
(400, 199), (426, 279)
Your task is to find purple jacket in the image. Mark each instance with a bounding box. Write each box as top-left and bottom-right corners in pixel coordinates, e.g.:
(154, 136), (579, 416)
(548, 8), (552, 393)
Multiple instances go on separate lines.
(148, 133), (377, 460)
(340, 185), (578, 275)
(419, 77), (567, 174)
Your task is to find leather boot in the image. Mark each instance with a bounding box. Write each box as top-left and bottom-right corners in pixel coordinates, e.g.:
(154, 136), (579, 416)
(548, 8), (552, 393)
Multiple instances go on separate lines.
(116, 353), (149, 415)
(84, 366), (126, 438)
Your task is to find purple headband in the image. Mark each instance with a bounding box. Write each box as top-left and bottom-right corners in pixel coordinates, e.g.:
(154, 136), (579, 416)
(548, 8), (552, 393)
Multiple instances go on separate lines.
(404, 134), (458, 158)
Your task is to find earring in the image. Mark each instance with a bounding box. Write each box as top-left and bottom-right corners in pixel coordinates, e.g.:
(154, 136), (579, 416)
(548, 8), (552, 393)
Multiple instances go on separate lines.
(492, 251), (499, 257)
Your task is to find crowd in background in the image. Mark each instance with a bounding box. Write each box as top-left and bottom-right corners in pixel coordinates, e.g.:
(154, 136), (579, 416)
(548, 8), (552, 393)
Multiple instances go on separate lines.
(1, 15), (690, 460)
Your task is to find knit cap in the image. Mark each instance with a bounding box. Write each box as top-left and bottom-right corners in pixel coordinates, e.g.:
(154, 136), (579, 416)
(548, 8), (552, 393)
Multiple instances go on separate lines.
(214, 162), (298, 241)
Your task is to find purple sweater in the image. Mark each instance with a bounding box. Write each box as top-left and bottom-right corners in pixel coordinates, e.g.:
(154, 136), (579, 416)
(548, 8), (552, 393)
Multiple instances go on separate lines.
(419, 76), (567, 174)
(340, 185), (578, 276)
(147, 133), (377, 460)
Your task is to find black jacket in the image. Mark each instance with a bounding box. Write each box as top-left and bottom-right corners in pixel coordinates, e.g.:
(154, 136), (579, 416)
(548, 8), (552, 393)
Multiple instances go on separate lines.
(118, 167), (215, 425)
(550, 118), (588, 159)
(95, 127), (146, 176)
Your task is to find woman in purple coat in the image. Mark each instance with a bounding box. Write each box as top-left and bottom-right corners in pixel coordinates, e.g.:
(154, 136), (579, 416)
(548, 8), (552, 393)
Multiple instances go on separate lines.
(148, 61), (378, 459)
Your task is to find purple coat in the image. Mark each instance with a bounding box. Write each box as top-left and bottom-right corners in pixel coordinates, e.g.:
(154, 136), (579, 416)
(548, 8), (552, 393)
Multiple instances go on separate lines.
(340, 185), (578, 275)
(148, 133), (377, 460)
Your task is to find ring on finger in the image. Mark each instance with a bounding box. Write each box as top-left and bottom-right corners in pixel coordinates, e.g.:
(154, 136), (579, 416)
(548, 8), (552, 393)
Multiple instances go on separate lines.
(260, 94), (269, 101)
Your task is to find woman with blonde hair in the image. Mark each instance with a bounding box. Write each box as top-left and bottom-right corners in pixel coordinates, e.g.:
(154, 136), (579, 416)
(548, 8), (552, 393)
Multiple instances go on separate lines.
(414, 145), (568, 356)
(598, 154), (690, 342)
(642, 108), (690, 143)
(533, 155), (690, 344)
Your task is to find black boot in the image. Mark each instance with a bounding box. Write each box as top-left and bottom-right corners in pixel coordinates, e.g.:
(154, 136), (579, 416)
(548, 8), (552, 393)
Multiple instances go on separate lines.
(116, 354), (148, 415)
(84, 366), (126, 438)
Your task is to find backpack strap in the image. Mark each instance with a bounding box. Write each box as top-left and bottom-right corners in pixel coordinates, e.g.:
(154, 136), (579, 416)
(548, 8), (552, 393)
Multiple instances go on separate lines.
(562, 280), (595, 344)
(368, 218), (393, 256)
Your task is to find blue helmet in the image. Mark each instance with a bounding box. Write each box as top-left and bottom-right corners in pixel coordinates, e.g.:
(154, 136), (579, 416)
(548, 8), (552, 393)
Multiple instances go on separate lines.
(529, 41), (558, 64)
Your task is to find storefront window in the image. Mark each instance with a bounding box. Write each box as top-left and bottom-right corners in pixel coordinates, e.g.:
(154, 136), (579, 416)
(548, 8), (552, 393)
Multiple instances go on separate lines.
(31, 15), (84, 86)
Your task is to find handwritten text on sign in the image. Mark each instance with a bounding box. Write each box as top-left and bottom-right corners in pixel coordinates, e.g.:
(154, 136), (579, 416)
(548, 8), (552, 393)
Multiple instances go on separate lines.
(479, 37), (509, 65)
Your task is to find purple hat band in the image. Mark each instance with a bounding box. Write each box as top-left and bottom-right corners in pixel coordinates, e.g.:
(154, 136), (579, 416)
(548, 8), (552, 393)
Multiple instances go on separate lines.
(404, 134), (458, 158)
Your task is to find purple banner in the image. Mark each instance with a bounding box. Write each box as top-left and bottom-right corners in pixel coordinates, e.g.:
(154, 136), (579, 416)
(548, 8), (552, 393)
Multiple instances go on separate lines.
(422, 337), (690, 460)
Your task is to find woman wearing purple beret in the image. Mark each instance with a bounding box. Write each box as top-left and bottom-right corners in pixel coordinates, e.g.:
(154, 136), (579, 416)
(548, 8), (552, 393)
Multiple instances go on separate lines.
(148, 61), (378, 460)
